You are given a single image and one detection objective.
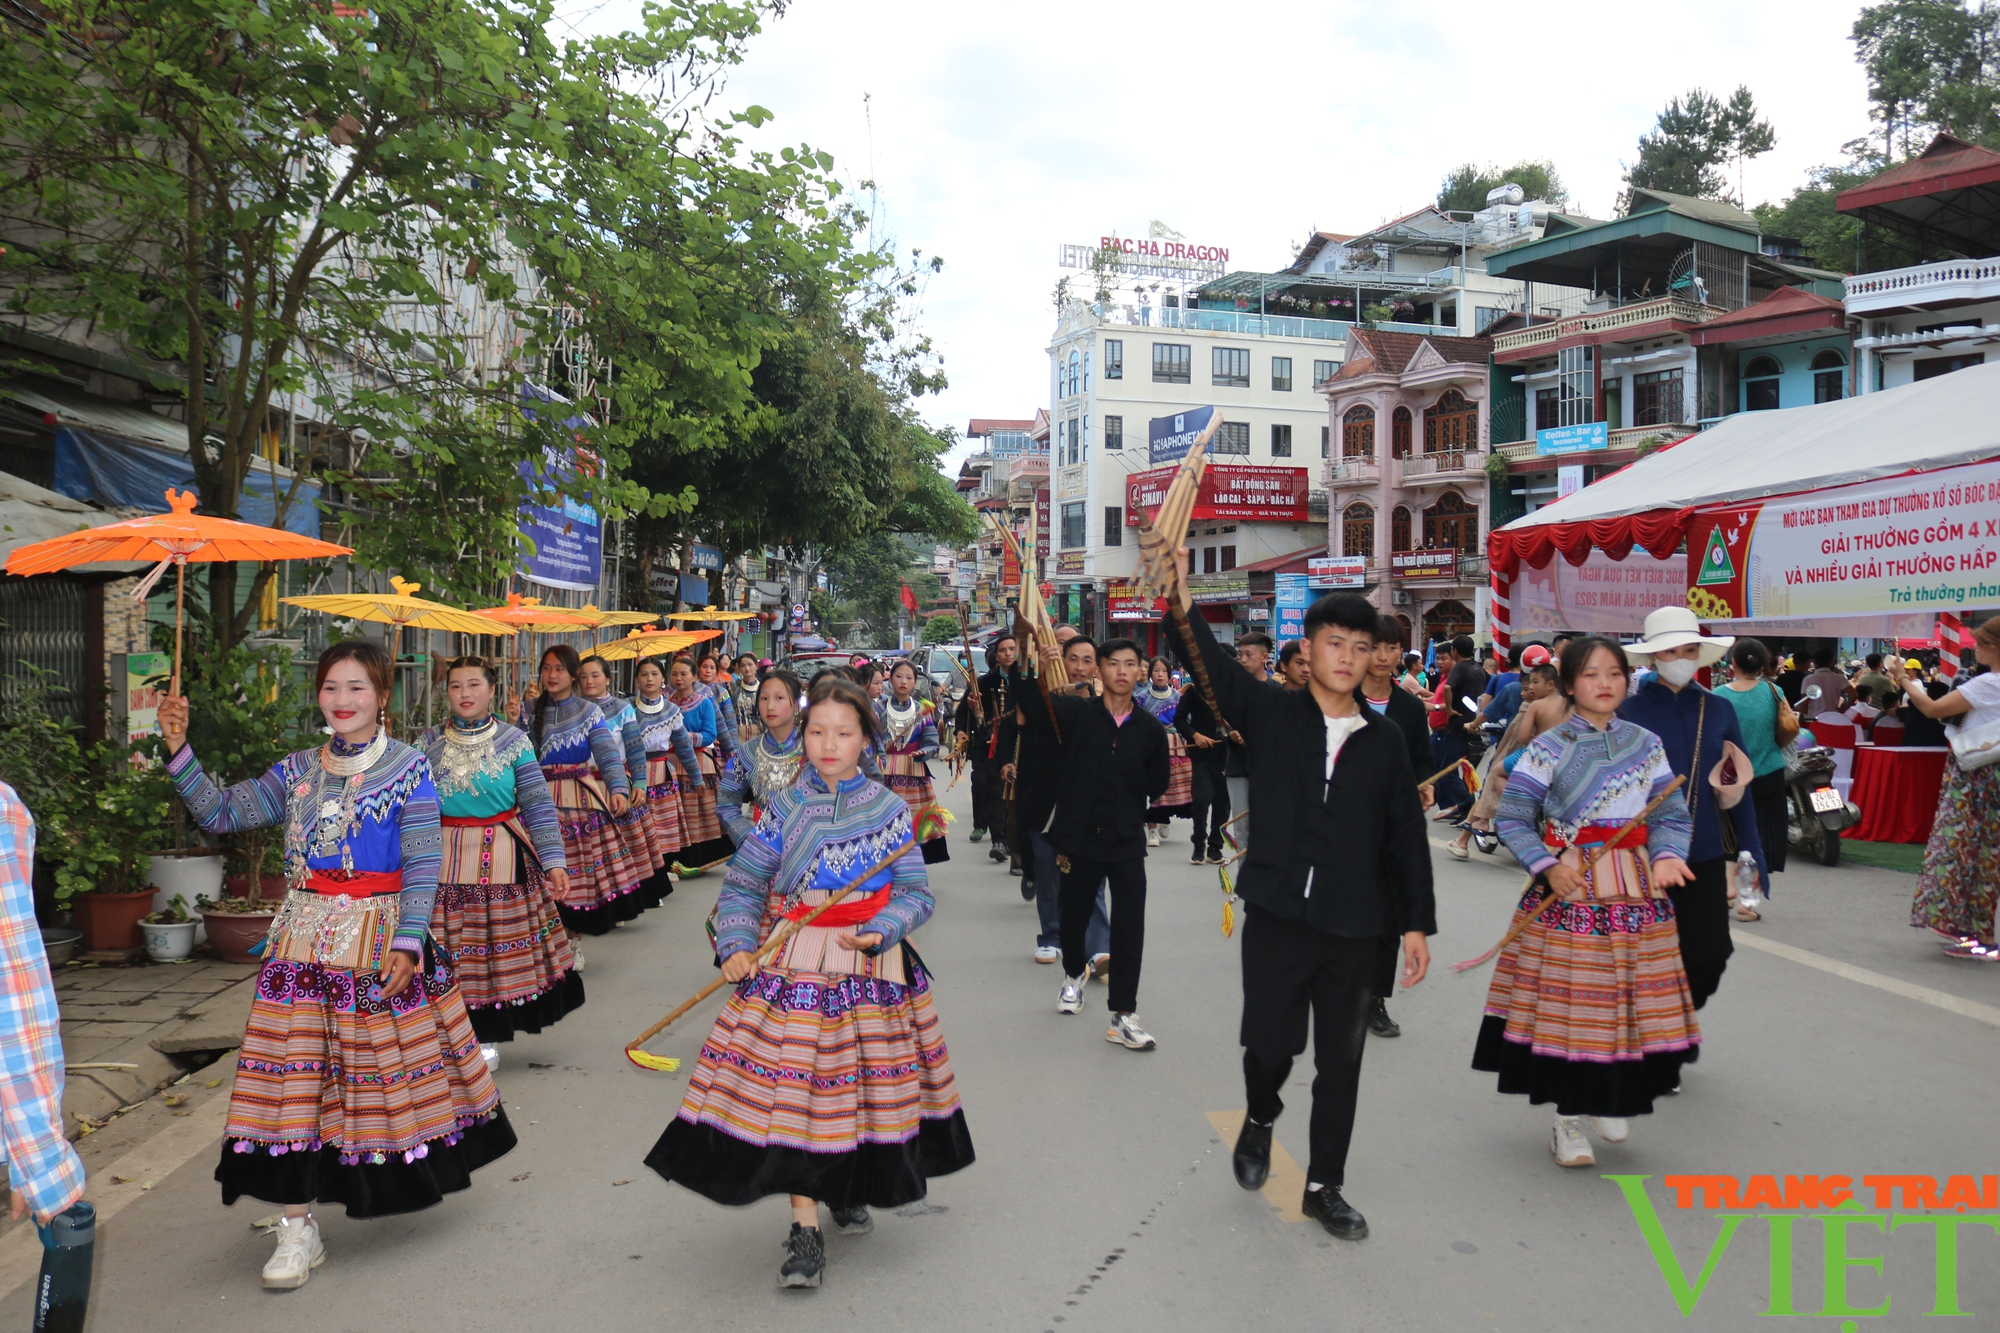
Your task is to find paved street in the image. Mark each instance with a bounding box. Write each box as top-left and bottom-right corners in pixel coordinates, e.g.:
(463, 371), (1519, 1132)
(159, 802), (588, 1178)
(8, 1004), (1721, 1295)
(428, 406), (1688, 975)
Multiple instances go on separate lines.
(4, 780), (1995, 1332)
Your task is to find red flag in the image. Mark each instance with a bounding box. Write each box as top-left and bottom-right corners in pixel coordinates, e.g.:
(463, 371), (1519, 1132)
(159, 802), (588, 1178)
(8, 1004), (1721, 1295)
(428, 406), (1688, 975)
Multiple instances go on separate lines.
(900, 583), (920, 614)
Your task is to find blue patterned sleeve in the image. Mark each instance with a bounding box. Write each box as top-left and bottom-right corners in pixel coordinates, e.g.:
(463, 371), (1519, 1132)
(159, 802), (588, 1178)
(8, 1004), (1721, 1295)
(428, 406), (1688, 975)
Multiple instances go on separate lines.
(715, 752), (753, 846)
(1495, 735), (1561, 875)
(511, 742), (567, 871)
(619, 712), (648, 792)
(911, 709), (941, 761)
(586, 714), (629, 797)
(713, 690), (739, 762)
(714, 811), (782, 960)
(1641, 739), (1694, 865)
(682, 697), (716, 749)
(859, 801), (932, 951)
(392, 761), (443, 955)
(670, 714), (700, 780)
(167, 747), (289, 833)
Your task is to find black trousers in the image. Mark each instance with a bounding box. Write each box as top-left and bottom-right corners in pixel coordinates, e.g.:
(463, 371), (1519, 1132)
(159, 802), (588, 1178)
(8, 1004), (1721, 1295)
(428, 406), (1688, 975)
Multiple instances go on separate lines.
(1188, 762), (1231, 856)
(1748, 768), (1788, 877)
(1239, 904), (1379, 1189)
(970, 755), (999, 833)
(1371, 936), (1398, 1000)
(1663, 855), (1734, 1008)
(1059, 854), (1147, 1013)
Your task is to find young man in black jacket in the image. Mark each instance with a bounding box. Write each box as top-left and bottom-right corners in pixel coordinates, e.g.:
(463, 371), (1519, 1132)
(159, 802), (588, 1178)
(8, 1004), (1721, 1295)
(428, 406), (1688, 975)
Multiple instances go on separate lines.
(1358, 615), (1437, 1041)
(1013, 636), (1171, 1050)
(953, 634), (1018, 863)
(1169, 590), (1434, 1241)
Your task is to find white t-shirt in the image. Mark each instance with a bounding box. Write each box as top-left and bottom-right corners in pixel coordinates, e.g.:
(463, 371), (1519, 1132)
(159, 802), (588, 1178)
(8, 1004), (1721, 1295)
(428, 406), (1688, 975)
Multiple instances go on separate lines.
(1953, 672), (2000, 734)
(1323, 713), (1367, 781)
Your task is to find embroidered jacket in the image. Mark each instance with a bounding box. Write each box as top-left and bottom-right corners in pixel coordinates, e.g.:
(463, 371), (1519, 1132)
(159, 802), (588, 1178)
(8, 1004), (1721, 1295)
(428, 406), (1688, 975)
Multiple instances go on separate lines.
(419, 718), (566, 870)
(874, 696), (941, 761)
(631, 692), (702, 779)
(168, 736), (443, 955)
(713, 769), (931, 962)
(671, 690), (719, 755)
(1139, 685), (1182, 726)
(706, 681), (739, 762)
(590, 693), (650, 800)
(1495, 714), (1694, 876)
(716, 727), (807, 845)
(519, 694), (629, 797)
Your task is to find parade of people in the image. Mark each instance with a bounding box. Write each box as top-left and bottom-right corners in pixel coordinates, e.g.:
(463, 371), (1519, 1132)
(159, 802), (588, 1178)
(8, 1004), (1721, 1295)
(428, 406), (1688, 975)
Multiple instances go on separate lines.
(4, 7), (1992, 1321)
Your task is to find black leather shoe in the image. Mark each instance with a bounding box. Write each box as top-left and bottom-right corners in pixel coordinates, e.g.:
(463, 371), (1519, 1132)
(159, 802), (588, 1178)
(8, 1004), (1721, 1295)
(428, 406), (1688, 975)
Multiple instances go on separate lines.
(1019, 876), (1035, 902)
(1301, 1186), (1368, 1240)
(1232, 1118), (1272, 1190)
(1368, 998), (1400, 1039)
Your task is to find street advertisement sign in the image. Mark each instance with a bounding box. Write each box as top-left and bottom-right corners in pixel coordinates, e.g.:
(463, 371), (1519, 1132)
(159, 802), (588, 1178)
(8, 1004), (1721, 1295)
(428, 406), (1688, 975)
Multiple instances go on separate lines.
(516, 450), (603, 591)
(690, 543), (723, 571)
(1683, 458), (2000, 620)
(1107, 579), (1167, 621)
(955, 561), (976, 590)
(1188, 572), (1250, 604)
(1126, 464), (1309, 523)
(115, 651), (168, 744)
(1391, 549), (1460, 580)
(1148, 407), (1217, 465)
(1055, 552), (1085, 576)
(1557, 465), (1584, 499)
(1035, 488), (1051, 561)
(1509, 549), (1687, 635)
(1536, 422), (1607, 457)
(1307, 555), (1367, 588)
(1273, 573), (1312, 642)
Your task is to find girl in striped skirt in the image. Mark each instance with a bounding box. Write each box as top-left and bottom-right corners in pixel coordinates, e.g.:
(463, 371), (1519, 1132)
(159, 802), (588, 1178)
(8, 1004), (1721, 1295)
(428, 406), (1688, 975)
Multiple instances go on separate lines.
(669, 655), (735, 870)
(1473, 636), (1699, 1169)
(631, 655), (703, 900)
(875, 659), (949, 863)
(578, 654), (668, 908)
(645, 675), (975, 1289)
(421, 657), (582, 1068)
(158, 642), (512, 1290)
(522, 645), (646, 937)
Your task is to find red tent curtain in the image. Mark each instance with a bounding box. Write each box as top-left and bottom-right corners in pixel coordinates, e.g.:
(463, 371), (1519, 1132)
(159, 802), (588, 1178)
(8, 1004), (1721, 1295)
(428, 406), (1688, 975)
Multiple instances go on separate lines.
(1486, 508), (1694, 577)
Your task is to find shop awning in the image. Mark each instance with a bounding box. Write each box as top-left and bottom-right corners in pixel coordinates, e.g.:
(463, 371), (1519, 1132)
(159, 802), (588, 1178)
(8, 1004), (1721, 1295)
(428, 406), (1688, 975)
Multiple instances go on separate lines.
(5, 382), (321, 536)
(1488, 360), (2000, 575)
(0, 471), (147, 572)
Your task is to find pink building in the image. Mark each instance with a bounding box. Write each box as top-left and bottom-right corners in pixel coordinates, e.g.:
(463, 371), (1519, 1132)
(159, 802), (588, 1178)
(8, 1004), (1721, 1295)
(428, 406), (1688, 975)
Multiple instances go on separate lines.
(1322, 328), (1494, 647)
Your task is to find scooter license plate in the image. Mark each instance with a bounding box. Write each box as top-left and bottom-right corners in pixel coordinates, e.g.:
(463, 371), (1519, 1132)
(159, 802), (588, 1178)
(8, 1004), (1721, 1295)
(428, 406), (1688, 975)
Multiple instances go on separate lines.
(1809, 786), (1844, 814)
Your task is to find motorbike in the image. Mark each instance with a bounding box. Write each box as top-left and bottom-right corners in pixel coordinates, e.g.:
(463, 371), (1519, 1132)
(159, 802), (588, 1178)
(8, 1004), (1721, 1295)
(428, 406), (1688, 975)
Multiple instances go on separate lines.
(1785, 744), (1860, 866)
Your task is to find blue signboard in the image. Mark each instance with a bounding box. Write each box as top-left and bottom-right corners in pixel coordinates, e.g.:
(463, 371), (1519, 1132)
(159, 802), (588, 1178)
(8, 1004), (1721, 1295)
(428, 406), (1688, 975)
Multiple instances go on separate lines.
(1148, 406), (1217, 465)
(1535, 421), (1608, 456)
(679, 574), (710, 606)
(516, 450), (603, 592)
(691, 543), (723, 571)
(1273, 572), (1313, 643)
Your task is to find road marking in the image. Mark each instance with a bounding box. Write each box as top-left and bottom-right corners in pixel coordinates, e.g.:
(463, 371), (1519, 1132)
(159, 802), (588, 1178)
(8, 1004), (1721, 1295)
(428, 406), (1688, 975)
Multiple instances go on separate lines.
(1731, 932), (2000, 1028)
(0, 1076), (234, 1297)
(1206, 1110), (1306, 1223)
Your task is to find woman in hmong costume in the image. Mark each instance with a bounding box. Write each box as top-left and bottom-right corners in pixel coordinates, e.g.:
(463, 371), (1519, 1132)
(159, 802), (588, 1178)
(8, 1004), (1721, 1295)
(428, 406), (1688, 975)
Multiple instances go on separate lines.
(522, 644), (645, 937)
(157, 642), (513, 1291)
(1472, 636), (1700, 1169)
(716, 669), (810, 845)
(669, 655), (735, 870)
(1141, 656), (1190, 847)
(645, 676), (974, 1289)
(876, 659), (949, 864)
(630, 655), (703, 900)
(700, 654), (740, 768)
(421, 657), (583, 1068)
(729, 652), (763, 741)
(578, 654), (668, 909)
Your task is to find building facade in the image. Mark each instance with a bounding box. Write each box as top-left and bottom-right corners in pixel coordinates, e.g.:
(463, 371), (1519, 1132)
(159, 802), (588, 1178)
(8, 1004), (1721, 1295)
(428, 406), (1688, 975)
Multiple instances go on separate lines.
(1321, 328), (1495, 646)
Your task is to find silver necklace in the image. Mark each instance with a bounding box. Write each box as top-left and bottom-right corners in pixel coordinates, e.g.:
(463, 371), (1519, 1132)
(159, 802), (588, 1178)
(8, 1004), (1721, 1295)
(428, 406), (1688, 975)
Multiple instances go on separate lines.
(321, 730), (387, 777)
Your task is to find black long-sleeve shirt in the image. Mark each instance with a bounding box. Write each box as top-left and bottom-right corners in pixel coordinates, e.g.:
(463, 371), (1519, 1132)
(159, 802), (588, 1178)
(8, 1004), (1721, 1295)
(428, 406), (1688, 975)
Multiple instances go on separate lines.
(1010, 669), (1170, 863)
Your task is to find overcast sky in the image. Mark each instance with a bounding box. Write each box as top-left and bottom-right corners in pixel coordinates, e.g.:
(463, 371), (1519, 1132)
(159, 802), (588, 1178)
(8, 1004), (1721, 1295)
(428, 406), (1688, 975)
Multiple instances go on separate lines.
(571, 0), (1878, 470)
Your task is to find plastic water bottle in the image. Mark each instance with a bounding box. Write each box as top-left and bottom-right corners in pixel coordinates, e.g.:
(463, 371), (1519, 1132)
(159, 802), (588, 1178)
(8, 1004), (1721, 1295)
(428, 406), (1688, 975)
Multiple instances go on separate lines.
(1736, 850), (1763, 911)
(33, 1201), (95, 1333)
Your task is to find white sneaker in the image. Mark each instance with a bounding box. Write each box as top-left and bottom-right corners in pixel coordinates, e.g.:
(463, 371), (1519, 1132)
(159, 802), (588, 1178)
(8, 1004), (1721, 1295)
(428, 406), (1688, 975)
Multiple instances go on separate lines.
(1058, 975), (1086, 1014)
(1588, 1115), (1629, 1143)
(570, 945), (586, 974)
(261, 1215), (326, 1289)
(1089, 953), (1111, 982)
(1106, 1013), (1157, 1050)
(1145, 827), (1161, 847)
(481, 1044), (501, 1076)
(1033, 945), (1061, 964)
(1550, 1116), (1595, 1167)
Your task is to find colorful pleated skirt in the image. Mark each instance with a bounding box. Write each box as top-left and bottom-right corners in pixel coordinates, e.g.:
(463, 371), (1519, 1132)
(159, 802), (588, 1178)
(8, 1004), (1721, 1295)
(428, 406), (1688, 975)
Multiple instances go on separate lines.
(1471, 847), (1699, 1117)
(217, 885), (515, 1216)
(1910, 760), (2000, 944)
(544, 764), (649, 936)
(432, 815), (584, 1043)
(673, 750), (734, 869)
(644, 754), (687, 860)
(882, 754), (950, 864)
(644, 906), (975, 1208)
(1151, 731), (1193, 819)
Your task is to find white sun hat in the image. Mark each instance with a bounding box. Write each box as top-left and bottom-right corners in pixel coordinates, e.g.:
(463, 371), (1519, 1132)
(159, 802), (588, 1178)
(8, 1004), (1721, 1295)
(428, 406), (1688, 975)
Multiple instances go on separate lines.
(1626, 606), (1734, 667)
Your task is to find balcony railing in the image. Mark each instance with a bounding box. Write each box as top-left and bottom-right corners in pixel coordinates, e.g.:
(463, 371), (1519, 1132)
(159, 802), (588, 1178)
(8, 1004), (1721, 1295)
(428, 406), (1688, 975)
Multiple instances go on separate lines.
(1459, 554), (1489, 584)
(1845, 256), (2000, 312)
(1492, 423), (1697, 464)
(1490, 296), (1719, 354)
(1325, 458), (1381, 486)
(1102, 304), (1449, 344)
(1397, 450), (1488, 484)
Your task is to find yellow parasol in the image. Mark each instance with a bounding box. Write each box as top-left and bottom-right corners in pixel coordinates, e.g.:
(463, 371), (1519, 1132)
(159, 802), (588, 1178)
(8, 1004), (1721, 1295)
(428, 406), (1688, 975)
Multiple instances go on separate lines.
(582, 605), (660, 628)
(663, 608), (758, 622)
(593, 628), (723, 661)
(282, 576), (512, 648)
(3, 488), (351, 692)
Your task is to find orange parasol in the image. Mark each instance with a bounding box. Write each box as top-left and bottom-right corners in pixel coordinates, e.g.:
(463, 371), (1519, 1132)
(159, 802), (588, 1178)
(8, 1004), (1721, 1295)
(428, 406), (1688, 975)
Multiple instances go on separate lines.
(2, 488), (351, 690)
(469, 593), (603, 633)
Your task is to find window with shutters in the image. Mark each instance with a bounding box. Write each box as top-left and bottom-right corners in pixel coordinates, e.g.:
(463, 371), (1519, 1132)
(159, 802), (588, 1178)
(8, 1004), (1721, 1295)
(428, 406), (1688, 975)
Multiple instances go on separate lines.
(1423, 389), (1476, 453)
(1104, 415), (1123, 450)
(1391, 505), (1412, 552)
(1342, 502), (1374, 558)
(1312, 359), (1335, 386)
(1391, 406), (1413, 458)
(1215, 420), (1250, 454)
(1270, 424), (1292, 457)
(1104, 340), (1123, 379)
(1152, 343), (1191, 383)
(1212, 346), (1249, 387)
(1342, 405), (1375, 458)
(1422, 490), (1480, 554)
(1271, 357), (1292, 391)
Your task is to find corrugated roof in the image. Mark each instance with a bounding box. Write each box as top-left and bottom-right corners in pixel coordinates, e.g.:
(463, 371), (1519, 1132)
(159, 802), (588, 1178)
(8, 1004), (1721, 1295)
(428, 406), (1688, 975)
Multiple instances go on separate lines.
(1688, 284), (1843, 335)
(965, 418), (1035, 437)
(1625, 188), (1759, 234)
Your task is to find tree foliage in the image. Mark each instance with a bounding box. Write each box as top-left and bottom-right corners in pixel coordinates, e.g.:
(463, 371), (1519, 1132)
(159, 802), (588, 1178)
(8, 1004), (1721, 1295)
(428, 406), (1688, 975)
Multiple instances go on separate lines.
(1436, 160), (1570, 212)
(1751, 146), (1952, 273)
(921, 612), (962, 645)
(1853, 0), (2000, 154)
(1622, 86), (1776, 205)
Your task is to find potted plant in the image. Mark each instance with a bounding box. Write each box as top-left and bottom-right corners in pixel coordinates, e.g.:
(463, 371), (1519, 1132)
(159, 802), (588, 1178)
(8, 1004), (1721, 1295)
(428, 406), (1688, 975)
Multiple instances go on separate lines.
(223, 828), (288, 903)
(197, 892), (278, 966)
(139, 894), (199, 962)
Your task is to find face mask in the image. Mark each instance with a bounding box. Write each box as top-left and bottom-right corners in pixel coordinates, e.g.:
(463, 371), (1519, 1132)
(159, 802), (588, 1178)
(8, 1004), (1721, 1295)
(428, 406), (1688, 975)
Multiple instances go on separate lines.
(1656, 658), (1700, 687)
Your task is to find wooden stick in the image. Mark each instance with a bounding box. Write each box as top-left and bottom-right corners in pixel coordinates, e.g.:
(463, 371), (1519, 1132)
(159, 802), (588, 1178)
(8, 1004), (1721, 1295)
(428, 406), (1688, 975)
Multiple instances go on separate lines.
(1166, 601), (1233, 741)
(1451, 775), (1687, 974)
(625, 840), (917, 1065)
(171, 556), (185, 694)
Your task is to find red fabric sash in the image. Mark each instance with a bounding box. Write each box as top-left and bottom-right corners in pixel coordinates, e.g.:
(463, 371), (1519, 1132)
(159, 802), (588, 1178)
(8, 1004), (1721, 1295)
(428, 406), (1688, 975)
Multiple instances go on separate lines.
(441, 809), (517, 828)
(781, 886), (892, 929)
(1544, 824), (1637, 851)
(304, 869), (403, 898)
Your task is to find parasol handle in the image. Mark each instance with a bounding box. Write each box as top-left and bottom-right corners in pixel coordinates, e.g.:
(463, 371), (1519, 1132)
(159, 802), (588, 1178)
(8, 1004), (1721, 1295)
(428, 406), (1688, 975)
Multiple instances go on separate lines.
(171, 555), (186, 695)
